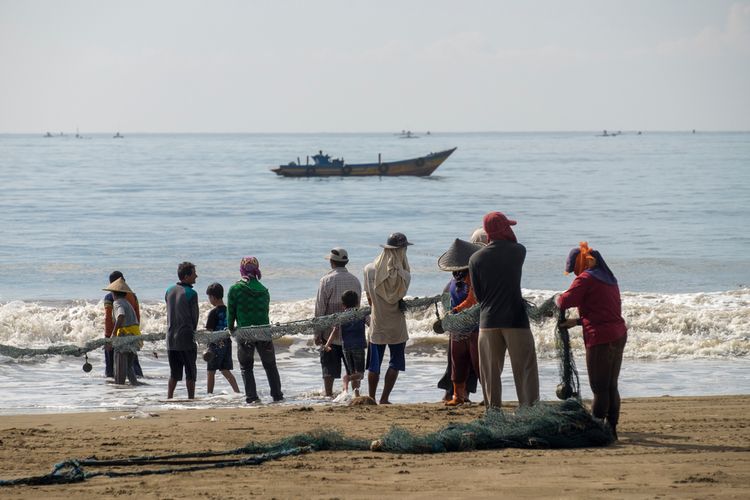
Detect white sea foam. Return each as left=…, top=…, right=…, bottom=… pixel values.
left=1, top=288, right=748, bottom=360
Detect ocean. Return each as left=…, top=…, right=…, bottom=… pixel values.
left=0, top=131, right=749, bottom=414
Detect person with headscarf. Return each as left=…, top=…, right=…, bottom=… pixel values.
left=228, top=256, right=283, bottom=404
left=469, top=212, right=539, bottom=410
left=556, top=242, right=627, bottom=439
left=437, top=238, right=483, bottom=406
left=363, top=232, right=412, bottom=404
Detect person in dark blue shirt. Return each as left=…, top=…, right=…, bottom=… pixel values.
left=205, top=282, right=241, bottom=395
left=324, top=290, right=368, bottom=397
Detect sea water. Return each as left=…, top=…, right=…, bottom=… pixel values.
left=0, top=132, right=748, bottom=414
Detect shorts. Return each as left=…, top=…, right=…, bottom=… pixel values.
left=343, top=348, right=366, bottom=376
left=168, top=348, right=197, bottom=381
left=207, top=340, right=233, bottom=372
left=320, top=344, right=344, bottom=379
left=367, top=342, right=406, bottom=374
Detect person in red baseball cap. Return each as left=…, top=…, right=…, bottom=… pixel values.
left=468, top=211, right=539, bottom=410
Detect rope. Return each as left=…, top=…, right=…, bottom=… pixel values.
left=0, top=447, right=312, bottom=486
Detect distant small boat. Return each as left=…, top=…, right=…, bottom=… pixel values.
left=271, top=148, right=457, bottom=177
left=113, top=132, right=124, bottom=139
left=399, top=130, right=419, bottom=139
left=43, top=132, right=53, bottom=138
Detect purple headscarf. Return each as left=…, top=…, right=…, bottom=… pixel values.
left=565, top=247, right=618, bottom=285
left=240, top=256, right=261, bottom=280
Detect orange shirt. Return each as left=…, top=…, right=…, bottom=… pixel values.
left=452, top=275, right=477, bottom=313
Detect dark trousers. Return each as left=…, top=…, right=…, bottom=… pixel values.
left=237, top=340, right=283, bottom=402
left=438, top=339, right=479, bottom=396
left=114, top=351, right=138, bottom=385
left=586, top=336, right=627, bottom=426
left=451, top=331, right=480, bottom=384
left=106, top=347, right=143, bottom=378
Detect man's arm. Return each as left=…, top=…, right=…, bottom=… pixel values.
left=227, top=288, right=236, bottom=330
left=111, top=313, right=125, bottom=338
left=104, top=303, right=114, bottom=338
left=313, top=281, right=330, bottom=345
left=190, top=292, right=199, bottom=331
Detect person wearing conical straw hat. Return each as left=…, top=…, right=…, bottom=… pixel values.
left=103, top=277, right=141, bottom=385
left=437, top=228, right=486, bottom=401
left=363, top=232, right=412, bottom=404
left=438, top=238, right=483, bottom=406
left=469, top=211, right=539, bottom=410
left=103, top=270, right=143, bottom=379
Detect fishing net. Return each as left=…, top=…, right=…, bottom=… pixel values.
left=0, top=399, right=612, bottom=487
left=436, top=293, right=557, bottom=336
left=0, top=295, right=441, bottom=359
left=0, top=294, right=557, bottom=359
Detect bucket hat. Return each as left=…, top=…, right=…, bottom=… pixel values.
left=380, top=232, right=413, bottom=249
left=437, top=238, right=483, bottom=271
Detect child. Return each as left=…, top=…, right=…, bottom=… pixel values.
left=103, top=277, right=141, bottom=385
left=205, top=282, right=241, bottom=394
left=325, top=290, right=368, bottom=397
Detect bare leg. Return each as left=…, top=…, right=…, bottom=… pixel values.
left=342, top=374, right=350, bottom=393
left=186, top=379, right=196, bottom=399
left=207, top=371, right=216, bottom=394
left=167, top=377, right=177, bottom=399
left=221, top=370, right=241, bottom=393
left=368, top=371, right=379, bottom=400
left=323, top=376, right=335, bottom=397
left=379, top=368, right=399, bottom=404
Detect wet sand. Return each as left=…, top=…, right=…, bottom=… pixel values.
left=0, top=395, right=748, bottom=499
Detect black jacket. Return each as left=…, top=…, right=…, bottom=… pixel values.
left=468, top=240, right=530, bottom=329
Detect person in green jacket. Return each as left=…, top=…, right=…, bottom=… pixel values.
left=228, top=256, right=283, bottom=404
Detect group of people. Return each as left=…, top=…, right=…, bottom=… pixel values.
left=101, top=211, right=627, bottom=438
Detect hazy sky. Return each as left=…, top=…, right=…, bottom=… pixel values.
left=1, top=0, right=748, bottom=133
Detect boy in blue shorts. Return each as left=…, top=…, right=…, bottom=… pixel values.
left=325, top=290, right=367, bottom=397
left=205, top=282, right=241, bottom=394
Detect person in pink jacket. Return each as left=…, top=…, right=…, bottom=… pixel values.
left=557, top=242, right=627, bottom=440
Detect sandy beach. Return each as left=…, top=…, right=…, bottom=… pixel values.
left=0, top=395, right=748, bottom=499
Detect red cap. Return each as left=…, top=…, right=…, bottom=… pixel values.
left=483, top=212, right=518, bottom=242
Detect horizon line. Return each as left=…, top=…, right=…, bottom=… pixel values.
left=2, top=129, right=749, bottom=135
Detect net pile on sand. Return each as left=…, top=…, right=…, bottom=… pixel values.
left=0, top=399, right=612, bottom=486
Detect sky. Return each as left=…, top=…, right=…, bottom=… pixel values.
left=0, top=0, right=749, bottom=133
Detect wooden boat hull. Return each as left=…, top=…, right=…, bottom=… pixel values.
left=271, top=147, right=456, bottom=177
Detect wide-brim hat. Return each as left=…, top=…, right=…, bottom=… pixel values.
left=380, top=232, right=413, bottom=249
left=438, top=238, right=483, bottom=271
left=102, top=277, right=134, bottom=294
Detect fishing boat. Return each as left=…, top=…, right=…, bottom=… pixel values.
left=271, top=147, right=456, bottom=177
